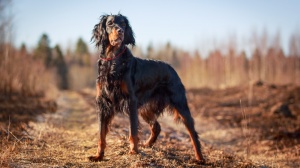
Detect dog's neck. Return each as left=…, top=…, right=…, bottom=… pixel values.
left=104, top=44, right=125, bottom=59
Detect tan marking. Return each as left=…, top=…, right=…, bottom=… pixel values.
left=105, top=45, right=113, bottom=57
left=173, top=108, right=184, bottom=122
left=120, top=81, right=129, bottom=95
left=97, top=139, right=106, bottom=154
left=140, top=110, right=156, bottom=122
left=186, top=127, right=204, bottom=161
left=106, top=28, right=124, bottom=57
left=129, top=135, right=139, bottom=154
left=108, top=28, right=124, bottom=46
left=108, top=29, right=119, bottom=42
left=96, top=82, right=102, bottom=98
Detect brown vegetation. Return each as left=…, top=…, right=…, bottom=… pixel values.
left=1, top=90, right=259, bottom=167
left=188, top=83, right=300, bottom=167
left=2, top=84, right=299, bottom=167
left=133, top=34, right=300, bottom=89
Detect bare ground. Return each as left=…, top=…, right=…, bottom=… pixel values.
left=1, top=83, right=300, bottom=167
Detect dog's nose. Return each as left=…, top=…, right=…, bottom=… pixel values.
left=117, top=28, right=124, bottom=34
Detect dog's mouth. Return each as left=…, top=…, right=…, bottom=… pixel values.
left=110, top=36, right=123, bottom=46
left=109, top=29, right=124, bottom=47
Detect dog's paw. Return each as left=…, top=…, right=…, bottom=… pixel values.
left=142, top=142, right=153, bottom=148
left=128, top=149, right=138, bottom=155
left=195, top=158, right=206, bottom=165
left=88, top=155, right=103, bottom=162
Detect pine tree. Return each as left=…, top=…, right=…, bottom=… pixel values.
left=53, top=44, right=68, bottom=90
left=19, top=43, right=28, bottom=57
left=34, top=33, right=52, bottom=68
left=75, top=38, right=90, bottom=66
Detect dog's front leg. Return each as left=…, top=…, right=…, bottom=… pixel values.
left=128, top=97, right=139, bottom=154
left=89, top=99, right=112, bottom=162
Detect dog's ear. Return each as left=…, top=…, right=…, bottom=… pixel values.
left=122, top=15, right=135, bottom=46
left=91, top=15, right=109, bottom=51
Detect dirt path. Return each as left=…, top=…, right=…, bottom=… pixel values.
left=8, top=90, right=258, bottom=167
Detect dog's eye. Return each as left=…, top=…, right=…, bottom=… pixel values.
left=107, top=21, right=113, bottom=26
left=121, top=22, right=126, bottom=28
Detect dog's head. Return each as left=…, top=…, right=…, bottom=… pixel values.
left=92, top=14, right=135, bottom=53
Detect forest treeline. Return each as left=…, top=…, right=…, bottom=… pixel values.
left=1, top=33, right=96, bottom=93
left=1, top=31, right=300, bottom=94
left=133, top=32, right=300, bottom=89
left=137, top=37, right=300, bottom=88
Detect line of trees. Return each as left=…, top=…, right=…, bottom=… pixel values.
left=32, top=34, right=70, bottom=90
left=132, top=33, right=300, bottom=89
left=22, top=34, right=94, bottom=90
left=3, top=31, right=300, bottom=92
left=18, top=31, right=300, bottom=90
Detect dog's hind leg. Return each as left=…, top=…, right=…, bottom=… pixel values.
left=174, top=104, right=205, bottom=163
left=141, top=118, right=161, bottom=147
left=170, top=86, right=205, bottom=163
left=174, top=106, right=205, bottom=162
left=145, top=121, right=161, bottom=147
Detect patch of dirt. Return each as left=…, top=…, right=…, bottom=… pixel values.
left=2, top=83, right=300, bottom=167
left=188, top=83, right=300, bottom=167
left=0, top=91, right=57, bottom=138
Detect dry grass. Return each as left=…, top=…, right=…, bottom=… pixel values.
left=0, top=48, right=59, bottom=167
left=0, top=50, right=56, bottom=97
left=68, top=65, right=96, bottom=90
left=1, top=91, right=261, bottom=167
left=189, top=83, right=300, bottom=167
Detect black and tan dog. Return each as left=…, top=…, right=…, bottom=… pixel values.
left=88, top=13, right=205, bottom=163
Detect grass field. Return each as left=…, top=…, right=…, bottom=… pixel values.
left=1, top=83, right=299, bottom=167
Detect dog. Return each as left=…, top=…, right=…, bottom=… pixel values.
left=88, top=13, right=205, bottom=163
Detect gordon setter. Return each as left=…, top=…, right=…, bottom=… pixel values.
left=88, top=13, right=205, bottom=163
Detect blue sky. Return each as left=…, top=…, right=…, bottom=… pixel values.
left=13, top=0, right=300, bottom=55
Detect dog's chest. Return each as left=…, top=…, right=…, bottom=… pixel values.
left=98, top=58, right=127, bottom=82
left=98, top=59, right=129, bottom=105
